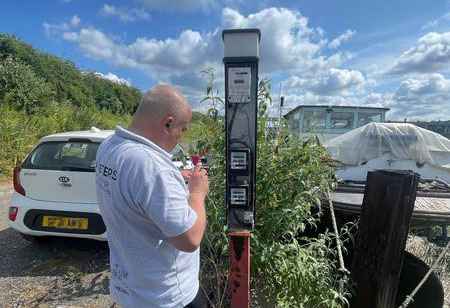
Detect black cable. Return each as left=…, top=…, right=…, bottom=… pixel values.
left=227, top=104, right=239, bottom=136
left=231, top=207, right=247, bottom=225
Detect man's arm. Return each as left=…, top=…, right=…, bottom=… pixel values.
left=170, top=163, right=209, bottom=252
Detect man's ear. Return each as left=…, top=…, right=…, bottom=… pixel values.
left=163, top=117, right=174, bottom=132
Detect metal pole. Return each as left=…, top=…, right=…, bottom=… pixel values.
left=229, top=231, right=250, bottom=308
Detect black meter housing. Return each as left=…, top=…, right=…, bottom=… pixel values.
left=223, top=29, right=260, bottom=231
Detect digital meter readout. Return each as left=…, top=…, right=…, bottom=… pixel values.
left=231, top=152, right=247, bottom=169
left=228, top=67, right=251, bottom=103
left=230, top=188, right=247, bottom=205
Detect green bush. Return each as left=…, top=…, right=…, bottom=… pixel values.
left=0, top=56, right=53, bottom=114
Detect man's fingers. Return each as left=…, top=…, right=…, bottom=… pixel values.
left=194, top=162, right=202, bottom=172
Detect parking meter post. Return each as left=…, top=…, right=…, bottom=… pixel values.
left=223, top=29, right=260, bottom=308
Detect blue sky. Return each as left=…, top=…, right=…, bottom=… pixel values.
left=1, top=0, right=449, bottom=120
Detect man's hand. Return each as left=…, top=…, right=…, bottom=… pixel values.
left=179, top=169, right=192, bottom=182
left=188, top=162, right=209, bottom=198
left=170, top=162, right=209, bottom=252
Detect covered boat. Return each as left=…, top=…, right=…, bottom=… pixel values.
left=323, top=122, right=450, bottom=229
left=324, top=122, right=450, bottom=184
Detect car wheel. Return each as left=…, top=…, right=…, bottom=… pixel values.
left=20, top=233, right=48, bottom=243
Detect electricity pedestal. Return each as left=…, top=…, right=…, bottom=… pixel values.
left=223, top=29, right=260, bottom=308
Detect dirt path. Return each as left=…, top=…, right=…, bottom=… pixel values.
left=0, top=182, right=115, bottom=308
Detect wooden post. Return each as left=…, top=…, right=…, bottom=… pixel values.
left=350, top=170, right=420, bottom=308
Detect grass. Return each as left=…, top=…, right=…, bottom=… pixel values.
left=63, top=265, right=85, bottom=282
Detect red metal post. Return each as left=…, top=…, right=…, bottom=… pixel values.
left=229, top=231, right=250, bottom=308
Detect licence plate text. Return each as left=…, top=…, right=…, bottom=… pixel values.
left=42, top=216, right=89, bottom=230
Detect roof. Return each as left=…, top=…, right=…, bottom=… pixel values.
left=222, top=28, right=261, bottom=42
left=39, top=127, right=114, bottom=143
left=284, top=105, right=390, bottom=118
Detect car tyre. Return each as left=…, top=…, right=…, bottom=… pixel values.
left=20, top=233, right=48, bottom=243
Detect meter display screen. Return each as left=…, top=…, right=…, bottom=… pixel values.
left=231, top=152, right=247, bottom=169
left=230, top=188, right=247, bottom=205
left=228, top=67, right=251, bottom=103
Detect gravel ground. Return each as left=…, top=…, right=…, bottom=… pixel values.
left=0, top=181, right=116, bottom=308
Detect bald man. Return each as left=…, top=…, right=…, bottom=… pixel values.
left=95, top=85, right=208, bottom=308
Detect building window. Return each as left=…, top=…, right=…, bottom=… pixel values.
left=330, top=112, right=354, bottom=130
left=303, top=110, right=326, bottom=131
left=357, top=113, right=382, bottom=127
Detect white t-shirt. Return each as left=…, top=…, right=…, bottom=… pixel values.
left=95, top=126, right=199, bottom=308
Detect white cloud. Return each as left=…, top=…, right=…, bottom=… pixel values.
left=43, top=22, right=69, bottom=37
left=48, top=6, right=450, bottom=119
left=63, top=29, right=117, bottom=60
left=101, top=4, right=150, bottom=22
left=222, top=7, right=345, bottom=74
left=55, top=7, right=383, bottom=111
left=422, top=20, right=439, bottom=30
left=93, top=72, right=131, bottom=86
left=61, top=27, right=219, bottom=79
left=71, top=15, right=81, bottom=27
left=328, top=29, right=356, bottom=49
left=394, top=73, right=450, bottom=100
left=135, top=0, right=212, bottom=12
left=60, top=7, right=351, bottom=83
left=379, top=74, right=450, bottom=120
left=284, top=68, right=371, bottom=95
left=389, top=32, right=450, bottom=74
left=43, top=15, right=81, bottom=38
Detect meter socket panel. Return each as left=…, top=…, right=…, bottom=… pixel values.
left=223, top=29, right=260, bottom=231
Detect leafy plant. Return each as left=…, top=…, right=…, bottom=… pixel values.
left=200, top=68, right=224, bottom=121
left=64, top=265, right=84, bottom=282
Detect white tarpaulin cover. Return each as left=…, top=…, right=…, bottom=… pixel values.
left=324, top=122, right=450, bottom=169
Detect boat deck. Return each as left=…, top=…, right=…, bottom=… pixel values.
left=328, top=191, right=450, bottom=228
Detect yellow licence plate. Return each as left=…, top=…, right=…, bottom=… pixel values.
left=42, top=216, right=89, bottom=230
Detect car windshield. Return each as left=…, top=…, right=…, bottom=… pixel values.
left=22, top=141, right=100, bottom=172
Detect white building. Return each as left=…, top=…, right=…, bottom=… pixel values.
left=284, top=105, right=390, bottom=142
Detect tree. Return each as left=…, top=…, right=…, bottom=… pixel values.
left=0, top=56, right=53, bottom=114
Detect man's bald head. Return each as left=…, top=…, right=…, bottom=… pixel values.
left=134, top=84, right=190, bottom=122
left=128, top=84, right=191, bottom=152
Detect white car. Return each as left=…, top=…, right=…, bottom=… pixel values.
left=8, top=127, right=192, bottom=242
